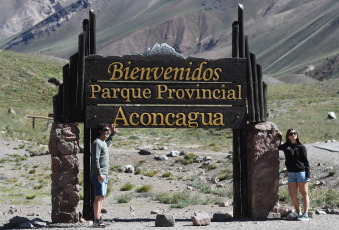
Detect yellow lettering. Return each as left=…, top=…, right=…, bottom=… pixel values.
left=165, top=113, right=175, bottom=126
left=108, top=62, right=124, bottom=80
left=143, top=88, right=151, bottom=99
left=140, top=113, right=152, bottom=126
left=213, top=113, right=225, bottom=126
left=227, top=89, right=236, bottom=100
left=157, top=85, right=167, bottom=99
left=102, top=88, right=111, bottom=98
left=164, top=67, right=173, bottom=80
left=188, top=112, right=199, bottom=128
left=129, top=113, right=139, bottom=126
left=213, top=68, right=222, bottom=81
left=175, top=113, right=187, bottom=126
left=113, top=107, right=129, bottom=126
left=90, top=85, right=101, bottom=99
left=152, top=113, right=165, bottom=126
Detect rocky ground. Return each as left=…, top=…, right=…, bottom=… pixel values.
left=0, top=135, right=339, bottom=229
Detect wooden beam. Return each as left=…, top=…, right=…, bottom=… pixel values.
left=232, top=128, right=241, bottom=218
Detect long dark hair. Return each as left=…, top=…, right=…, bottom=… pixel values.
left=285, top=128, right=302, bottom=145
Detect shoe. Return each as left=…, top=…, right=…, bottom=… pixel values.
left=297, top=213, right=309, bottom=221
left=92, top=218, right=106, bottom=228
left=99, top=217, right=110, bottom=226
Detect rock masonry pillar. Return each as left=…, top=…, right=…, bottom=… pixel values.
left=49, top=123, right=80, bottom=223
left=246, top=122, right=281, bottom=218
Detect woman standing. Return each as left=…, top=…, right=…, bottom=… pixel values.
left=278, top=129, right=310, bottom=221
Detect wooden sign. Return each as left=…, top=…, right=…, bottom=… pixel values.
left=84, top=55, right=247, bottom=128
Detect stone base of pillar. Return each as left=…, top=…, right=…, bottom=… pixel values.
left=49, top=122, right=80, bottom=223
left=246, top=122, right=280, bottom=218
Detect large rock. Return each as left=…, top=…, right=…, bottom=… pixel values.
left=247, top=122, right=280, bottom=218
left=155, top=214, right=175, bottom=227
left=191, top=213, right=211, bottom=226
left=139, top=149, right=152, bottom=155
left=328, top=112, right=337, bottom=119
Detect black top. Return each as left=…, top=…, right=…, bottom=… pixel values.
left=278, top=140, right=310, bottom=178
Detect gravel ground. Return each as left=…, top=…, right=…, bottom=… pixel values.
left=1, top=137, right=339, bottom=229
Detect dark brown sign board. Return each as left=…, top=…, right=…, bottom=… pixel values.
left=84, top=55, right=247, bottom=128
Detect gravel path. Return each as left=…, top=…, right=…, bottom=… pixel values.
left=1, top=137, right=339, bottom=229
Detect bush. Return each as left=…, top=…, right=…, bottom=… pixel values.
left=116, top=193, right=133, bottom=203
left=162, top=172, right=172, bottom=178
left=120, top=182, right=134, bottom=191
left=136, top=185, right=152, bottom=193
left=143, top=170, right=157, bottom=177
left=26, top=194, right=36, bottom=199
left=29, top=169, right=36, bottom=174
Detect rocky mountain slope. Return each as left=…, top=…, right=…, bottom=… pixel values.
left=0, top=0, right=338, bottom=80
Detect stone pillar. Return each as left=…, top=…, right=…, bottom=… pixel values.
left=246, top=122, right=280, bottom=218
left=49, top=123, right=80, bottom=223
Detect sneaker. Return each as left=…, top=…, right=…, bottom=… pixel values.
left=92, top=218, right=106, bottom=228
left=297, top=213, right=309, bottom=221
left=99, top=217, right=110, bottom=226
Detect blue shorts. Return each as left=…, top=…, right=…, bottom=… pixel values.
left=92, top=174, right=108, bottom=196
left=288, top=172, right=309, bottom=183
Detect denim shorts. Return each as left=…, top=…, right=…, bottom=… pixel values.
left=92, top=174, right=108, bottom=196
left=288, top=172, right=309, bottom=183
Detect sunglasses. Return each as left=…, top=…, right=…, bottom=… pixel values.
left=289, top=132, right=297, bottom=136
left=103, top=129, right=110, bottom=131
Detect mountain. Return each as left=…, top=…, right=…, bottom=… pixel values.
left=0, top=0, right=338, bottom=80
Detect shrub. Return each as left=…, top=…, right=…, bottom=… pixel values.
left=26, top=194, right=36, bottom=199
left=29, top=169, right=36, bottom=174
left=135, top=160, right=146, bottom=168
left=116, top=193, right=133, bottom=203
left=120, top=182, right=134, bottom=191
left=202, top=164, right=218, bottom=171
left=162, top=172, right=172, bottom=178
left=214, top=166, right=233, bottom=181
left=34, top=184, right=44, bottom=190
left=143, top=170, right=157, bottom=177
left=134, top=168, right=142, bottom=175
left=136, top=185, right=152, bottom=193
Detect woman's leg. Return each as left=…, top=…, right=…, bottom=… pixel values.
left=298, top=182, right=309, bottom=214
left=288, top=182, right=301, bottom=213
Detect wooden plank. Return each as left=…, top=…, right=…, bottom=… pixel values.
left=232, top=21, right=239, bottom=58
left=232, top=128, right=241, bottom=218
left=263, top=82, right=268, bottom=121
left=62, top=64, right=70, bottom=122
left=83, top=19, right=89, bottom=56
left=85, top=82, right=247, bottom=105
left=84, top=56, right=247, bottom=83
left=250, top=53, right=260, bottom=122
left=69, top=53, right=78, bottom=122
left=245, top=37, right=254, bottom=122
left=89, top=9, right=96, bottom=55
left=85, top=105, right=247, bottom=129
left=82, top=127, right=92, bottom=220
left=256, top=65, right=265, bottom=122
left=238, top=4, right=245, bottom=58
left=77, top=33, right=85, bottom=122
left=240, top=127, right=249, bottom=217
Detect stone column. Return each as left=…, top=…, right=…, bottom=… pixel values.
left=246, top=122, right=280, bottom=218
left=49, top=123, right=80, bottom=223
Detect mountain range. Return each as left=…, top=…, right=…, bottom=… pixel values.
left=0, top=0, right=338, bottom=80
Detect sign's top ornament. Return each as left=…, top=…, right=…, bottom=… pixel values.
left=143, top=43, right=185, bottom=59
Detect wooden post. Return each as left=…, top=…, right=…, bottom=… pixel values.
left=238, top=4, right=245, bottom=58
left=77, top=33, right=85, bottom=122
left=240, top=127, right=248, bottom=217
left=62, top=64, right=70, bottom=122
left=257, top=65, right=265, bottom=122
left=69, top=53, right=78, bottom=122
left=83, top=19, right=90, bottom=56
left=232, top=21, right=239, bottom=58
left=250, top=53, right=260, bottom=122
left=263, top=82, right=268, bottom=121
left=245, top=37, right=254, bottom=122
left=232, top=129, right=242, bottom=218
left=83, top=127, right=92, bottom=220
left=89, top=9, right=96, bottom=55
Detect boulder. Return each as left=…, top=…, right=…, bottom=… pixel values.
left=328, top=112, right=337, bottom=119
left=125, top=165, right=135, bottom=173
left=191, top=213, right=211, bottom=226
left=139, top=149, right=152, bottom=155
left=155, top=214, right=175, bottom=227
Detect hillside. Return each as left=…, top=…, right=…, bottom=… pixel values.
left=0, top=0, right=338, bottom=80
